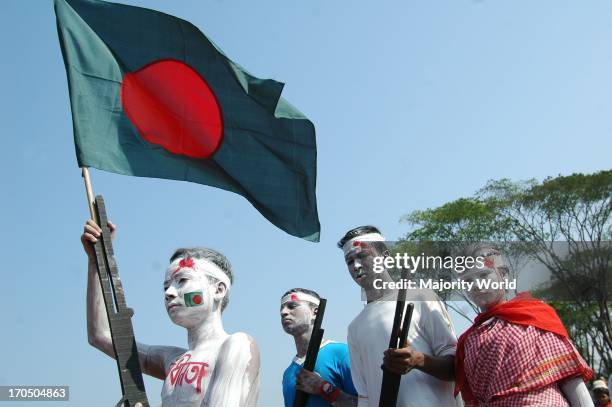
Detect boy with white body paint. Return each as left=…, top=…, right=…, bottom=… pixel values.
left=280, top=288, right=358, bottom=406
left=338, top=226, right=459, bottom=407
left=81, top=220, right=260, bottom=407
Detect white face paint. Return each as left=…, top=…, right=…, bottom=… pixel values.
left=163, top=257, right=227, bottom=328
left=344, top=243, right=380, bottom=289
left=462, top=267, right=505, bottom=310
left=279, top=300, right=316, bottom=336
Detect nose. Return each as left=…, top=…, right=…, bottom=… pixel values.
left=352, top=258, right=363, bottom=272
left=165, top=285, right=177, bottom=302
left=280, top=306, right=289, bottom=318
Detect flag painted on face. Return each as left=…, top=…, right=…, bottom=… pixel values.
left=54, top=0, right=320, bottom=242
left=184, top=292, right=204, bottom=307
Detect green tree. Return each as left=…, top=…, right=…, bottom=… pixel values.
left=402, top=170, right=612, bottom=377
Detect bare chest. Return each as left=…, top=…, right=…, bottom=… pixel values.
left=161, top=351, right=217, bottom=406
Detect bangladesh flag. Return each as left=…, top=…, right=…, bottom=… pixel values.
left=184, top=292, right=204, bottom=307
left=55, top=0, right=320, bottom=242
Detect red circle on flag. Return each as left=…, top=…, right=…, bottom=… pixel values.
left=121, top=59, right=223, bottom=158
left=193, top=295, right=203, bottom=305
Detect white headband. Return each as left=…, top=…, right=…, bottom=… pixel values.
left=281, top=292, right=320, bottom=306
left=167, top=257, right=231, bottom=289
left=342, top=232, right=385, bottom=255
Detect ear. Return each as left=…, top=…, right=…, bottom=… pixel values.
left=214, top=281, right=227, bottom=300
left=311, top=306, right=318, bottom=324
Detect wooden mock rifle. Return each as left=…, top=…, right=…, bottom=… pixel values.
left=91, top=196, right=149, bottom=407
left=379, top=267, right=414, bottom=407
left=294, top=297, right=327, bottom=407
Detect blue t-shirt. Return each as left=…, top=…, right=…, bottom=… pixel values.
left=282, top=342, right=357, bottom=407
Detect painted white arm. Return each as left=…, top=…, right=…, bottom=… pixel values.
left=560, top=377, right=594, bottom=407
left=201, top=333, right=260, bottom=407
left=86, top=260, right=184, bottom=380
left=86, top=259, right=114, bottom=356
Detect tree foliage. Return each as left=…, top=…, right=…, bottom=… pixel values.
left=402, top=170, right=612, bottom=377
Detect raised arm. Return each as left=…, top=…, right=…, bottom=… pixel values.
left=82, top=219, right=115, bottom=358
left=202, top=333, right=260, bottom=407
left=81, top=219, right=184, bottom=380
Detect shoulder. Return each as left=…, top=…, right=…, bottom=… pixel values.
left=282, top=360, right=300, bottom=379
left=419, top=299, right=454, bottom=326
left=221, top=332, right=258, bottom=355
left=216, top=333, right=260, bottom=375
left=348, top=302, right=389, bottom=339
left=220, top=332, right=258, bottom=353
left=321, top=341, right=349, bottom=354
left=348, top=315, right=360, bottom=334
left=318, top=341, right=347, bottom=357
left=321, top=343, right=352, bottom=367
left=349, top=302, right=379, bottom=326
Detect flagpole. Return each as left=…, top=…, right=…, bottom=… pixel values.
left=81, top=167, right=98, bottom=224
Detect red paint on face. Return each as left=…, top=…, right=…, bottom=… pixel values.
left=484, top=257, right=495, bottom=269
left=172, top=257, right=196, bottom=277
left=193, top=295, right=202, bottom=305
left=121, top=59, right=224, bottom=158
left=179, top=258, right=195, bottom=269
left=290, top=294, right=299, bottom=302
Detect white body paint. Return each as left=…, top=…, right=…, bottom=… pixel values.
left=86, top=253, right=260, bottom=407
left=155, top=332, right=259, bottom=407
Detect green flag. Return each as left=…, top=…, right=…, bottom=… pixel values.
left=55, top=0, right=320, bottom=242
left=184, top=292, right=204, bottom=307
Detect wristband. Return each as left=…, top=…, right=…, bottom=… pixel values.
left=319, top=381, right=341, bottom=403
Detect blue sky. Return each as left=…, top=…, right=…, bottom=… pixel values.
left=1, top=0, right=611, bottom=405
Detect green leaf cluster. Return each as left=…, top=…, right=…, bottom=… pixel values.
left=402, top=170, right=612, bottom=377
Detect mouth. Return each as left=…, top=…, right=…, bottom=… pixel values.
left=354, top=272, right=366, bottom=281
left=281, top=318, right=293, bottom=325
left=167, top=303, right=181, bottom=311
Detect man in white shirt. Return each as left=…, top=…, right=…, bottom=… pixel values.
left=338, top=225, right=458, bottom=407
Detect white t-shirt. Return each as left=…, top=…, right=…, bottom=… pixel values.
left=347, top=293, right=458, bottom=407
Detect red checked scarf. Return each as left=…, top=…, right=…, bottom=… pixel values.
left=455, top=293, right=592, bottom=404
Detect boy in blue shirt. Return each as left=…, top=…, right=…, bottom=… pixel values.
left=281, top=288, right=358, bottom=406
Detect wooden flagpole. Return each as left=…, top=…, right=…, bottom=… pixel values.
left=81, top=167, right=97, bottom=223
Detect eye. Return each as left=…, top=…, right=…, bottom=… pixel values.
left=179, top=278, right=188, bottom=284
